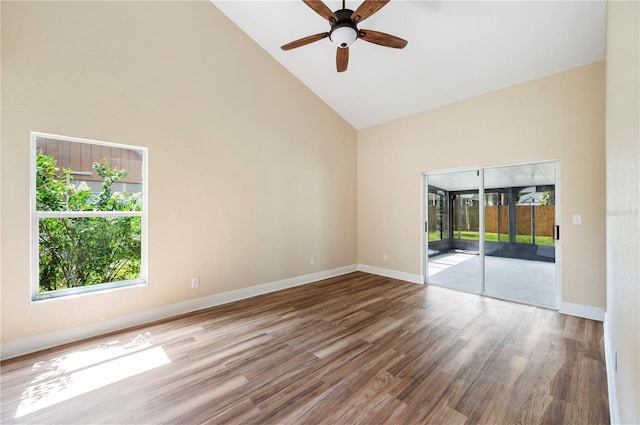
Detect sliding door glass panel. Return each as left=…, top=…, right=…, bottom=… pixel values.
left=483, top=163, right=557, bottom=308
left=426, top=170, right=480, bottom=294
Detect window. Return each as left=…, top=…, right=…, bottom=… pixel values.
left=427, top=187, right=449, bottom=241
left=484, top=191, right=509, bottom=242
left=452, top=193, right=480, bottom=240
left=31, top=132, right=147, bottom=300
left=516, top=186, right=555, bottom=246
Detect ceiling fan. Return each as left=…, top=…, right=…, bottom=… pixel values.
left=281, top=0, right=408, bottom=72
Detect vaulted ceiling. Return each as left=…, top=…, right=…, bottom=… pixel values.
left=212, top=1, right=606, bottom=129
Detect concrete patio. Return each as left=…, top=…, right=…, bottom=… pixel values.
left=428, top=251, right=557, bottom=309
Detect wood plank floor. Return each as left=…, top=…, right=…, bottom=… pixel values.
left=0, top=272, right=610, bottom=424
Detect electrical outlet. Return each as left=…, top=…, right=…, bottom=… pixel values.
left=383, top=254, right=388, bottom=262
left=191, top=277, right=199, bottom=288
left=310, top=257, right=315, bottom=266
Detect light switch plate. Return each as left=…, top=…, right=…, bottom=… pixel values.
left=572, top=214, right=582, bottom=225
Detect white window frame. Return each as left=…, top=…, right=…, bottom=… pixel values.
left=30, top=132, right=148, bottom=301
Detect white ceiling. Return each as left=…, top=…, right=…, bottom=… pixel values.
left=212, top=0, right=606, bottom=130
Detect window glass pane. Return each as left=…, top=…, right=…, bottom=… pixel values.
left=38, top=217, right=142, bottom=293
left=515, top=187, right=534, bottom=244
left=36, top=138, right=143, bottom=212
left=427, top=189, right=448, bottom=241
left=534, top=189, right=555, bottom=246
left=452, top=194, right=479, bottom=240
left=484, top=192, right=509, bottom=242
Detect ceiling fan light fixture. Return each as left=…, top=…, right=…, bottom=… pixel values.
left=330, top=25, right=358, bottom=48
left=281, top=0, right=406, bottom=72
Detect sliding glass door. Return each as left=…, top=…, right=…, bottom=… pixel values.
left=425, top=161, right=558, bottom=309
left=483, top=163, right=557, bottom=308
left=426, top=169, right=481, bottom=294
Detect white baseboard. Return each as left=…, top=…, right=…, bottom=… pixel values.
left=0, top=265, right=358, bottom=361
left=558, top=301, right=605, bottom=321
left=603, top=313, right=621, bottom=425
left=357, top=264, right=424, bottom=284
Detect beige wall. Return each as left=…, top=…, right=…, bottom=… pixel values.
left=358, top=62, right=606, bottom=309
left=605, top=1, right=640, bottom=423
left=1, top=1, right=357, bottom=344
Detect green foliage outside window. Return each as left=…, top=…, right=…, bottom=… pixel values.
left=36, top=151, right=142, bottom=293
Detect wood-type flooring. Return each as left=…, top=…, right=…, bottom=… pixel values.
left=0, top=272, right=610, bottom=424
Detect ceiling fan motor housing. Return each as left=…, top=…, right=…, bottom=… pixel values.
left=329, top=9, right=358, bottom=48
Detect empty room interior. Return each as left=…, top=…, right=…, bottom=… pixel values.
left=1, top=1, right=638, bottom=424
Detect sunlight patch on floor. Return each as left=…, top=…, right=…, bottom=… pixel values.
left=15, top=340, right=170, bottom=419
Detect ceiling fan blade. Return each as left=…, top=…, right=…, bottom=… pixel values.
left=351, top=0, right=390, bottom=23
left=281, top=32, right=329, bottom=51
left=336, top=47, right=349, bottom=72
left=303, top=0, right=338, bottom=22
left=358, top=29, right=407, bottom=49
